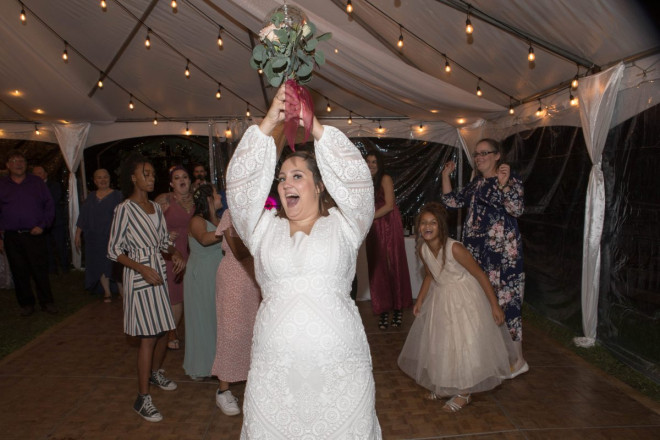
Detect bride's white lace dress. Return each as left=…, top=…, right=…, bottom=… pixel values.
left=227, top=125, right=382, bottom=439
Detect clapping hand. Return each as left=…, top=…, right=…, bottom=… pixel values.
left=497, top=164, right=510, bottom=188
left=442, top=161, right=456, bottom=178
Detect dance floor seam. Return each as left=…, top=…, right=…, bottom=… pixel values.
left=0, top=300, right=658, bottom=440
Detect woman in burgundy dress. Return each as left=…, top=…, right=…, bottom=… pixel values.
left=155, top=165, right=193, bottom=350
left=365, top=150, right=412, bottom=330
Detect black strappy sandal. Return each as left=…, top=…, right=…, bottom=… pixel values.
left=391, top=309, right=403, bottom=328
left=378, top=312, right=389, bottom=330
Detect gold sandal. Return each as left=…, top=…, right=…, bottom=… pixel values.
left=442, top=394, right=471, bottom=412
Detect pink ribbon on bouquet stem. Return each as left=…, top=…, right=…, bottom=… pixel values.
left=284, top=79, right=313, bottom=151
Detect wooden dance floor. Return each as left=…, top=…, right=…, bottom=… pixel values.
left=0, top=300, right=658, bottom=439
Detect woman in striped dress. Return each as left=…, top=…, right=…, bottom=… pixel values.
left=107, top=154, right=186, bottom=423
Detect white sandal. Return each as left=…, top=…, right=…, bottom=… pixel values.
left=442, top=394, right=471, bottom=412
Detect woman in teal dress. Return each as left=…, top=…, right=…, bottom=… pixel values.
left=183, top=184, right=223, bottom=379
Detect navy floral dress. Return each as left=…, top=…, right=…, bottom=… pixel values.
left=441, top=174, right=525, bottom=341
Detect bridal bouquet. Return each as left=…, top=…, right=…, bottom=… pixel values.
left=250, top=5, right=331, bottom=149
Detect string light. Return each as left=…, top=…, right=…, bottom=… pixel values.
left=34, top=123, right=40, bottom=135
left=215, top=84, right=222, bottom=99
left=417, top=123, right=424, bottom=133
left=528, top=44, right=535, bottom=62
left=153, top=112, right=158, bottom=125
left=217, top=27, right=224, bottom=48
left=128, top=95, right=135, bottom=110
left=348, top=112, right=353, bottom=125
left=225, top=124, right=232, bottom=138
left=145, top=29, right=151, bottom=49
left=100, top=1, right=107, bottom=11
left=62, top=42, right=68, bottom=62
left=508, top=97, right=515, bottom=115
left=258, top=68, right=263, bottom=74
left=20, top=3, right=26, bottom=23
left=97, top=71, right=104, bottom=89
left=246, top=104, right=251, bottom=117
left=171, top=0, right=177, bottom=11
left=346, top=0, right=353, bottom=14
left=326, top=98, right=332, bottom=113
left=572, top=75, right=579, bottom=90
left=465, top=7, right=473, bottom=35
left=377, top=120, right=384, bottom=133
left=535, top=100, right=543, bottom=117
left=185, top=122, right=191, bottom=135
left=476, top=78, right=482, bottom=97
left=570, top=92, right=578, bottom=106
left=397, top=26, right=404, bottom=48
left=184, top=60, right=190, bottom=78
left=444, top=57, right=451, bottom=73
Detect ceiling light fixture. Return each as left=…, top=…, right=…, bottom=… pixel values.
left=465, top=7, right=473, bottom=35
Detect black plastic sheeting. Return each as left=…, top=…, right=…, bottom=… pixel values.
left=599, top=104, right=660, bottom=375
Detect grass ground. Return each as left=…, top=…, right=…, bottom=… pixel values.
left=0, top=270, right=96, bottom=360
left=1, top=271, right=658, bottom=402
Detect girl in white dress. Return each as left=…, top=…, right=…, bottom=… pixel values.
left=226, top=85, right=382, bottom=438
left=398, top=202, right=513, bottom=412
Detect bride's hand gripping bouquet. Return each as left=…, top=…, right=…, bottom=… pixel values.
left=250, top=5, right=331, bottom=150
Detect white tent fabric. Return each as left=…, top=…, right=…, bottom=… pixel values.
left=573, top=63, right=625, bottom=347
left=52, top=122, right=90, bottom=270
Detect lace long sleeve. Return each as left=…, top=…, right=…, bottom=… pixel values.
left=314, top=126, right=374, bottom=245
left=226, top=125, right=277, bottom=251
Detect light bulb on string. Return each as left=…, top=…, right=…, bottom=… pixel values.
left=476, top=78, right=482, bottom=97
left=171, top=1, right=177, bottom=11
left=535, top=100, right=543, bottom=117
left=185, top=122, right=191, bottom=136
left=153, top=113, right=158, bottom=125
left=246, top=105, right=251, bottom=118
left=97, top=72, right=104, bottom=89
left=215, top=84, right=222, bottom=100
left=326, top=99, right=332, bottom=113
left=417, top=123, right=424, bottom=133
left=572, top=75, right=579, bottom=90
left=509, top=97, right=515, bottom=115
left=528, top=44, right=535, bottom=62
left=100, top=1, right=107, bottom=11
left=128, top=95, right=135, bottom=110
left=346, top=0, right=353, bottom=14
left=34, top=123, right=40, bottom=135
left=348, top=112, right=353, bottom=125
left=258, top=68, right=263, bottom=74
left=397, top=26, right=404, bottom=48
left=225, top=124, right=232, bottom=138
left=444, top=58, right=451, bottom=73
left=62, top=42, right=68, bottom=62
left=145, top=29, right=151, bottom=49
left=217, top=27, right=224, bottom=48
left=570, top=92, right=578, bottom=106
left=377, top=120, right=384, bottom=133
left=465, top=7, right=473, bottom=35
left=184, top=60, right=190, bottom=78
left=20, top=4, right=26, bottom=22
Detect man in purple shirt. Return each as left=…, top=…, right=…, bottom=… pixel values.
left=0, top=151, right=57, bottom=316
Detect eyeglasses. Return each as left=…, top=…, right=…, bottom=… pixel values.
left=472, top=151, right=496, bottom=158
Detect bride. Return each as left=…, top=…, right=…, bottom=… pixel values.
left=226, top=84, right=382, bottom=439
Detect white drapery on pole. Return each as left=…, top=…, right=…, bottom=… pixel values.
left=574, top=63, right=625, bottom=348
left=53, top=123, right=90, bottom=270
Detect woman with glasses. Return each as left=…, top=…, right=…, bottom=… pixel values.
left=441, top=138, right=527, bottom=379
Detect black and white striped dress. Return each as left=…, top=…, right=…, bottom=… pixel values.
left=107, top=199, right=176, bottom=336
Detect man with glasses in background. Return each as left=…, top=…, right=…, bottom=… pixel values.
left=0, top=151, right=57, bottom=316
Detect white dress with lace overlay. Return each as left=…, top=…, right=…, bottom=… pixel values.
left=227, top=125, right=381, bottom=439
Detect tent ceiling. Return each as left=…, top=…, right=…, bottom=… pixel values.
left=0, top=0, right=657, bottom=137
